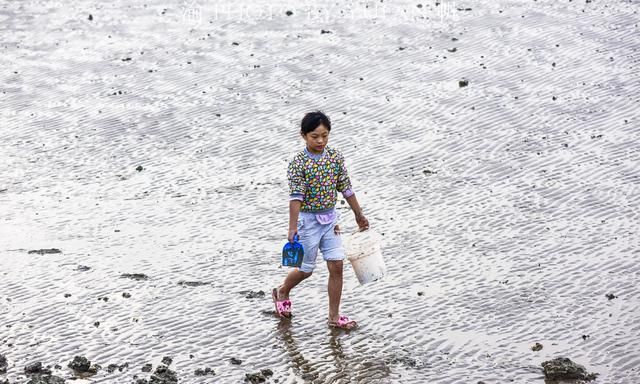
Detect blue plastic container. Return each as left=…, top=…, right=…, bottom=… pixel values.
left=282, top=234, right=304, bottom=267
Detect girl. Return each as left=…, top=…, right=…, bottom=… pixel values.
left=273, top=111, right=369, bottom=330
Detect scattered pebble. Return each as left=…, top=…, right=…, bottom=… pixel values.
left=177, top=281, right=210, bottom=287
left=135, top=165, right=144, bottom=172
left=245, top=369, right=273, bottom=383
left=68, top=355, right=100, bottom=375
left=142, top=363, right=153, bottom=372
left=122, top=292, right=131, bottom=298
left=605, top=293, right=617, bottom=300
left=0, top=354, right=7, bottom=374
left=230, top=357, right=242, bottom=365
left=120, top=273, right=149, bottom=281
left=531, top=342, right=543, bottom=351
left=240, top=290, right=265, bottom=299
left=27, top=248, right=61, bottom=255
left=194, top=367, right=215, bottom=376
left=88, top=14, right=93, bottom=21
left=459, top=80, right=469, bottom=87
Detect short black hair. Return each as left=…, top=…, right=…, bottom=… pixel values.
left=300, top=110, right=331, bottom=134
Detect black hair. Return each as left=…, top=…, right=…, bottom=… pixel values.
left=300, top=110, right=331, bottom=134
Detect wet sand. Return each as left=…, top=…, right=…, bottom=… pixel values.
left=1, top=0, right=639, bottom=383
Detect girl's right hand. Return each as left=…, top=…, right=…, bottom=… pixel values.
left=288, top=229, right=298, bottom=243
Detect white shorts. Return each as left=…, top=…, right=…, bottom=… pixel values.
left=296, top=210, right=346, bottom=273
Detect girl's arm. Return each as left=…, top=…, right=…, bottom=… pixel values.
left=345, top=193, right=369, bottom=230
left=288, top=199, right=302, bottom=242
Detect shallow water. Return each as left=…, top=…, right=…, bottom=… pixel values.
left=1, top=0, right=639, bottom=383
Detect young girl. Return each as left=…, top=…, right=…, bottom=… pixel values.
left=273, top=111, right=369, bottom=330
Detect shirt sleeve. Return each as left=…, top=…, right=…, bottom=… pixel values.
left=341, top=188, right=354, bottom=198
left=287, top=156, right=306, bottom=196
left=336, top=150, right=353, bottom=193
left=289, top=193, right=304, bottom=201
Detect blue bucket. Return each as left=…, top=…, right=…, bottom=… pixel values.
left=282, top=233, right=304, bottom=268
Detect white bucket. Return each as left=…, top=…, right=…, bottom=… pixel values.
left=343, top=228, right=386, bottom=285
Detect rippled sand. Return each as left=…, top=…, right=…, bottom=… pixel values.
left=1, top=0, right=639, bottom=383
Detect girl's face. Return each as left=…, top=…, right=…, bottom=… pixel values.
left=302, top=124, right=330, bottom=154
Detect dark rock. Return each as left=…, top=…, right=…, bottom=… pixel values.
left=0, top=354, right=7, bottom=374
left=26, top=375, right=65, bottom=384
left=605, top=293, right=617, bottom=300
left=76, top=265, right=91, bottom=271
left=541, top=357, right=598, bottom=381
left=106, top=364, right=119, bottom=373
left=122, top=292, right=132, bottom=298
left=136, top=165, right=144, bottom=171
left=260, top=368, right=273, bottom=377
left=230, top=357, right=242, bottom=365
left=459, top=80, right=469, bottom=87
left=177, top=281, right=210, bottom=287
left=160, top=357, right=172, bottom=366
left=25, top=362, right=50, bottom=375
left=68, top=356, right=91, bottom=373
left=245, top=372, right=266, bottom=383
left=142, top=363, right=153, bottom=372
left=88, top=14, right=93, bottom=21
left=27, top=248, right=61, bottom=254
left=447, top=47, right=457, bottom=52
left=120, top=273, right=149, bottom=281
left=582, top=334, right=590, bottom=340
left=149, top=365, right=178, bottom=384
left=321, top=29, right=332, bottom=34
left=63, top=293, right=71, bottom=298
left=240, top=290, right=265, bottom=299
left=285, top=10, right=293, bottom=16
left=531, top=342, right=543, bottom=351
left=194, top=367, right=215, bottom=376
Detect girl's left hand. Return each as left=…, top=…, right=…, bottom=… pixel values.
left=334, top=224, right=341, bottom=235
left=355, top=212, right=369, bottom=231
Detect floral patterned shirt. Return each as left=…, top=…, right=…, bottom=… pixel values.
left=287, top=145, right=353, bottom=213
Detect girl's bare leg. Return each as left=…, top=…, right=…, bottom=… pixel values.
left=326, top=260, right=343, bottom=322
left=278, top=269, right=312, bottom=300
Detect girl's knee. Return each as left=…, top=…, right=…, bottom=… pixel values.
left=327, top=259, right=343, bottom=274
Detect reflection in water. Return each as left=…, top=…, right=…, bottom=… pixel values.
left=275, top=317, right=393, bottom=383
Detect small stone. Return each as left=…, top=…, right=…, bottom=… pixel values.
left=161, top=356, right=172, bottom=366
left=136, top=165, right=144, bottom=172
left=230, top=357, right=242, bottom=365
left=88, top=14, right=93, bottom=21
left=120, top=273, right=149, bottom=281
left=142, top=363, right=152, bottom=372
left=27, top=248, right=62, bottom=254
left=605, top=293, right=617, bottom=300
left=285, top=10, right=293, bottom=16
left=531, top=342, right=543, bottom=351
left=459, top=80, right=469, bottom=87
left=122, top=292, right=131, bottom=298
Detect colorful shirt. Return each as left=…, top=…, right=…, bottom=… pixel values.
left=287, top=145, right=354, bottom=221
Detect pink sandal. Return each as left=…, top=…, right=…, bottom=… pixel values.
left=328, top=315, right=358, bottom=330
left=272, top=288, right=291, bottom=318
